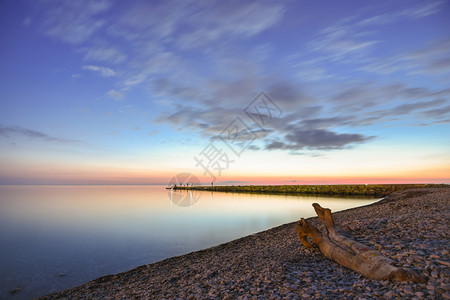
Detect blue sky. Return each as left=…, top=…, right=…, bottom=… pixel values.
left=0, top=0, right=449, bottom=184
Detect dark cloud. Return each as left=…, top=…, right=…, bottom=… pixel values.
left=265, top=141, right=287, bottom=150
left=265, top=83, right=311, bottom=110
left=285, top=129, right=372, bottom=149
left=247, top=145, right=260, bottom=151
left=298, top=117, right=351, bottom=129
left=265, top=129, right=373, bottom=151
left=155, top=95, right=375, bottom=152
left=0, top=126, right=80, bottom=144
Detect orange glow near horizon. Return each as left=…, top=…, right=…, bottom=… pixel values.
left=3, top=165, right=447, bottom=185
left=1, top=148, right=448, bottom=185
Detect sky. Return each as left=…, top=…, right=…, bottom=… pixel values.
left=0, top=0, right=449, bottom=185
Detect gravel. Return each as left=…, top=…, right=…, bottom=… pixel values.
left=40, top=187, right=449, bottom=299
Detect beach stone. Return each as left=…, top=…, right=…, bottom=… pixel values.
left=384, top=290, right=394, bottom=299
left=437, top=260, right=450, bottom=267
left=404, top=287, right=414, bottom=295
left=415, top=291, right=424, bottom=298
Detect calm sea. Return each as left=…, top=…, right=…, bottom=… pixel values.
left=0, top=185, right=378, bottom=299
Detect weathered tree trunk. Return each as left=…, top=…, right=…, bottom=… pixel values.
left=295, top=203, right=425, bottom=283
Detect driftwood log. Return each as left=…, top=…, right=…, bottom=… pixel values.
left=295, top=203, right=425, bottom=283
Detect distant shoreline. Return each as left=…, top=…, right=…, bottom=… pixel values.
left=171, top=183, right=448, bottom=197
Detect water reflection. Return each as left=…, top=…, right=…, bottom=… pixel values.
left=0, top=185, right=378, bottom=299
left=168, top=187, right=201, bottom=207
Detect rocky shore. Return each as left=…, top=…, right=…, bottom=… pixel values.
left=172, top=184, right=446, bottom=197
left=41, top=187, right=449, bottom=299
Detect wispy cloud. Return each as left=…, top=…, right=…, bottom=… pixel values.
left=107, top=89, right=125, bottom=100
left=28, top=0, right=449, bottom=156
left=0, top=125, right=81, bottom=144
left=145, top=1, right=449, bottom=154
left=176, top=1, right=285, bottom=49
left=421, top=104, right=450, bottom=118
left=114, top=0, right=284, bottom=50
left=358, top=1, right=444, bottom=26
left=32, top=0, right=285, bottom=103
left=308, top=24, right=379, bottom=62
left=81, top=45, right=127, bottom=64
left=41, top=0, right=112, bottom=44
left=390, top=99, right=447, bottom=115
left=82, top=65, right=116, bottom=77
left=101, top=1, right=284, bottom=94
left=155, top=76, right=449, bottom=152
left=361, top=38, right=450, bottom=75
left=399, top=1, right=444, bottom=19
left=292, top=1, right=447, bottom=82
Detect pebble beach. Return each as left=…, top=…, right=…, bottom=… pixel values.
left=40, top=187, right=449, bottom=299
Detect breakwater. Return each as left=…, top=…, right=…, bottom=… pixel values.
left=172, top=183, right=447, bottom=196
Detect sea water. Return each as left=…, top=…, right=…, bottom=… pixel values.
left=0, top=185, right=378, bottom=299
